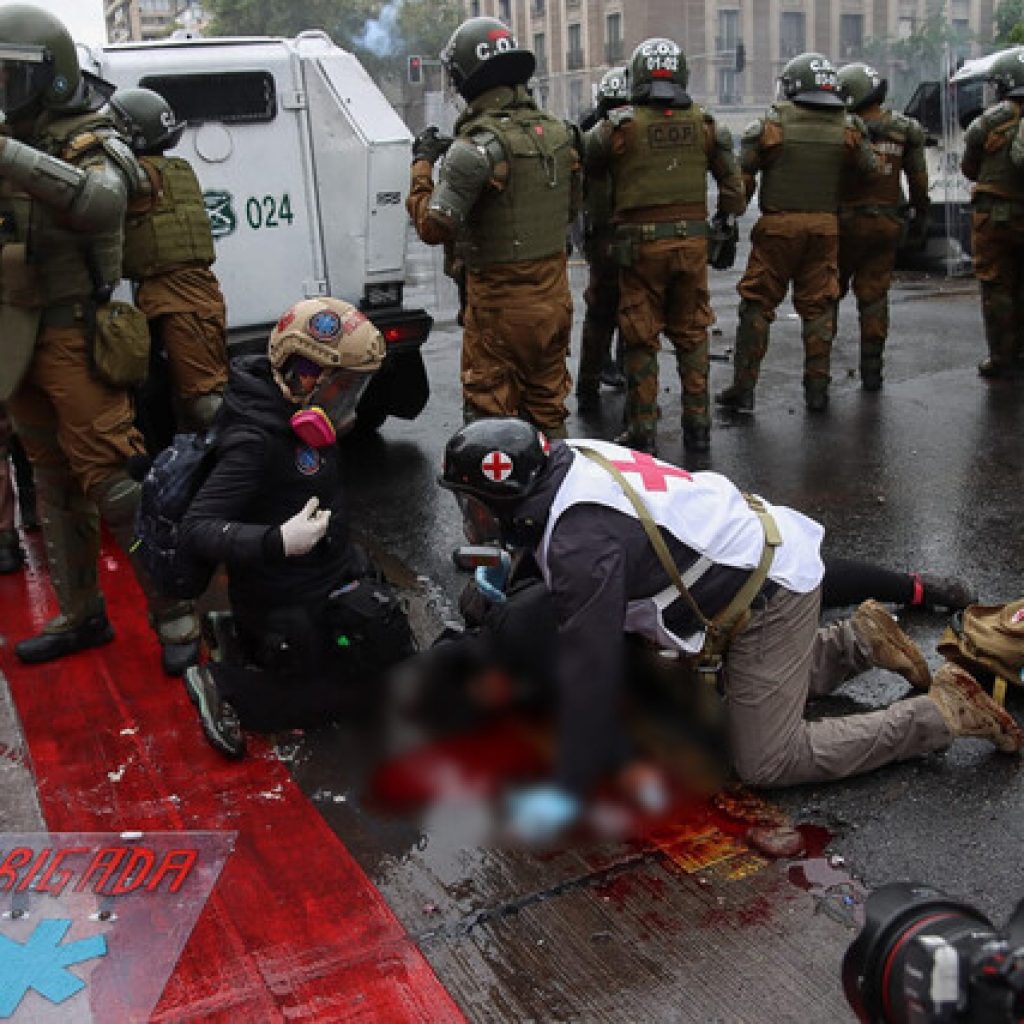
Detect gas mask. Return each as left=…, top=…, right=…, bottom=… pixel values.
left=290, top=368, right=373, bottom=447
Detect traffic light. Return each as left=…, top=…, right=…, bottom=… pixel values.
left=408, top=55, right=423, bottom=85
left=735, top=42, right=746, bottom=73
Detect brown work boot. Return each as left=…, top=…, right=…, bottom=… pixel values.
left=929, top=663, right=1024, bottom=753
left=851, top=599, right=932, bottom=690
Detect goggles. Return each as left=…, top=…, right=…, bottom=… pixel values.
left=0, top=45, right=53, bottom=118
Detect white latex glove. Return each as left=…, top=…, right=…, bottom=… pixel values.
left=280, top=496, right=331, bottom=557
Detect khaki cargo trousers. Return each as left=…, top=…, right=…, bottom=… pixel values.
left=725, top=585, right=952, bottom=787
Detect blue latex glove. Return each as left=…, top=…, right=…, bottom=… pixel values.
left=505, top=785, right=581, bottom=844
left=474, top=550, right=511, bottom=604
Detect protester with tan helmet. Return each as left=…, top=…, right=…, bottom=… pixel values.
left=179, top=298, right=415, bottom=758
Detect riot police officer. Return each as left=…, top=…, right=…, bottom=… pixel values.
left=717, top=53, right=877, bottom=413
left=961, top=47, right=1024, bottom=379
left=406, top=17, right=580, bottom=437
left=585, top=38, right=745, bottom=454
left=836, top=63, right=929, bottom=391
left=575, top=66, right=628, bottom=412
left=0, top=5, right=199, bottom=672
left=108, top=87, right=228, bottom=442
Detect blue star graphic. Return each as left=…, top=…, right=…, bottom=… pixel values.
left=0, top=918, right=107, bottom=1017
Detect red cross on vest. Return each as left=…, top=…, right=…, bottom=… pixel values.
left=481, top=450, right=514, bottom=482
left=611, top=452, right=691, bottom=492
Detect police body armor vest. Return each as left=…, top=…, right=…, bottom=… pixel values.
left=976, top=102, right=1024, bottom=201
left=534, top=440, right=825, bottom=654
left=461, top=106, right=574, bottom=270
left=611, top=105, right=708, bottom=214
left=20, top=111, right=125, bottom=304
left=842, top=110, right=907, bottom=208
left=759, top=101, right=847, bottom=213
left=124, top=155, right=216, bottom=278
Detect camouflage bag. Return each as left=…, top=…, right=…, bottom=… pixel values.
left=91, top=300, right=150, bottom=388
left=937, top=600, right=1024, bottom=704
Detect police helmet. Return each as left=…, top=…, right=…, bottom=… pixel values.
left=440, top=418, right=550, bottom=506
left=0, top=3, right=81, bottom=119
left=988, top=47, right=1024, bottom=100
left=837, top=62, right=887, bottom=112
left=597, top=66, right=629, bottom=109
left=779, top=52, right=845, bottom=109
left=440, top=17, right=535, bottom=102
left=629, top=38, right=690, bottom=105
left=109, top=87, right=185, bottom=154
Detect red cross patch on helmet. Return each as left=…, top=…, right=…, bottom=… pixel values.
left=480, top=449, right=514, bottom=483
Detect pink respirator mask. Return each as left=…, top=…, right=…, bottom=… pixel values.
left=290, top=369, right=373, bottom=447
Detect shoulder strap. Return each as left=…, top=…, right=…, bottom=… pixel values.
left=571, top=444, right=782, bottom=652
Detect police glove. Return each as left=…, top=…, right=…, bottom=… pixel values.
left=708, top=212, right=739, bottom=270
left=280, top=496, right=331, bottom=557
left=412, top=126, right=454, bottom=166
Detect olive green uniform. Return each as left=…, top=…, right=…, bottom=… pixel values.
left=961, top=98, right=1024, bottom=374
left=575, top=148, right=619, bottom=399
left=2, top=111, right=197, bottom=653
left=586, top=104, right=745, bottom=441
left=125, top=155, right=228, bottom=429
left=838, top=106, right=928, bottom=387
left=730, top=102, right=877, bottom=404
left=407, top=84, right=580, bottom=435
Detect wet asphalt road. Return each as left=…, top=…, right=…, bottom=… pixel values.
left=336, top=224, right=1024, bottom=922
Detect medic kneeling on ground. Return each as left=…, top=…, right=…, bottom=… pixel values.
left=179, top=299, right=415, bottom=758
left=438, top=419, right=1024, bottom=842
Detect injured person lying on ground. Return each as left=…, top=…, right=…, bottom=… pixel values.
left=423, top=417, right=1022, bottom=844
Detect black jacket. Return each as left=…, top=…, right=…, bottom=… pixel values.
left=181, top=355, right=362, bottom=612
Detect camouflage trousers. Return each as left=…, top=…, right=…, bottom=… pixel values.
left=461, top=256, right=573, bottom=436
left=971, top=210, right=1024, bottom=369
left=838, top=215, right=902, bottom=378
left=576, top=246, right=619, bottom=394
left=616, top=236, right=714, bottom=434
left=734, top=219, right=840, bottom=389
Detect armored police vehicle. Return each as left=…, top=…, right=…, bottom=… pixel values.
left=903, top=48, right=1015, bottom=269
left=80, top=30, right=432, bottom=431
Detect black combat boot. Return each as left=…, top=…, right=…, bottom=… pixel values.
left=682, top=421, right=711, bottom=454
left=614, top=428, right=657, bottom=455
left=0, top=529, right=23, bottom=574
left=16, top=612, right=115, bottom=663
left=714, top=384, right=755, bottom=412
left=184, top=665, right=246, bottom=759
left=804, top=379, right=830, bottom=413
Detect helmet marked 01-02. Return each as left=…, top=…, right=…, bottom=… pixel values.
left=837, top=62, right=888, bottom=112
left=629, top=37, right=690, bottom=104
left=109, top=86, right=185, bottom=153
left=988, top=47, right=1024, bottom=100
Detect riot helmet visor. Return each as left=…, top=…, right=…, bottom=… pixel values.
left=0, top=44, right=53, bottom=117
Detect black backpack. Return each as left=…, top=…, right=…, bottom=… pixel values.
left=134, top=432, right=219, bottom=599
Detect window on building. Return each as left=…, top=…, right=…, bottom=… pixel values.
left=531, top=0, right=545, bottom=17
left=567, top=23, right=583, bottom=71
left=470, top=0, right=480, bottom=16
left=605, top=12, right=623, bottom=64
left=780, top=12, right=805, bottom=60
left=139, top=72, right=277, bottom=124
left=718, top=9, right=740, bottom=51
left=569, top=78, right=583, bottom=120
left=718, top=67, right=739, bottom=104
left=840, top=14, right=864, bottom=58
left=534, top=32, right=548, bottom=75
left=952, top=18, right=971, bottom=62
left=498, top=0, right=511, bottom=22
left=897, top=16, right=915, bottom=40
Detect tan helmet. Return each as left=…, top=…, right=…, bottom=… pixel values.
left=268, top=297, right=384, bottom=403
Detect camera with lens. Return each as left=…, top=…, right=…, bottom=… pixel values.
left=843, top=882, right=1024, bottom=1023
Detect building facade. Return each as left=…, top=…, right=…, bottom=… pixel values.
left=105, top=1, right=210, bottom=43
left=462, top=0, right=991, bottom=120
